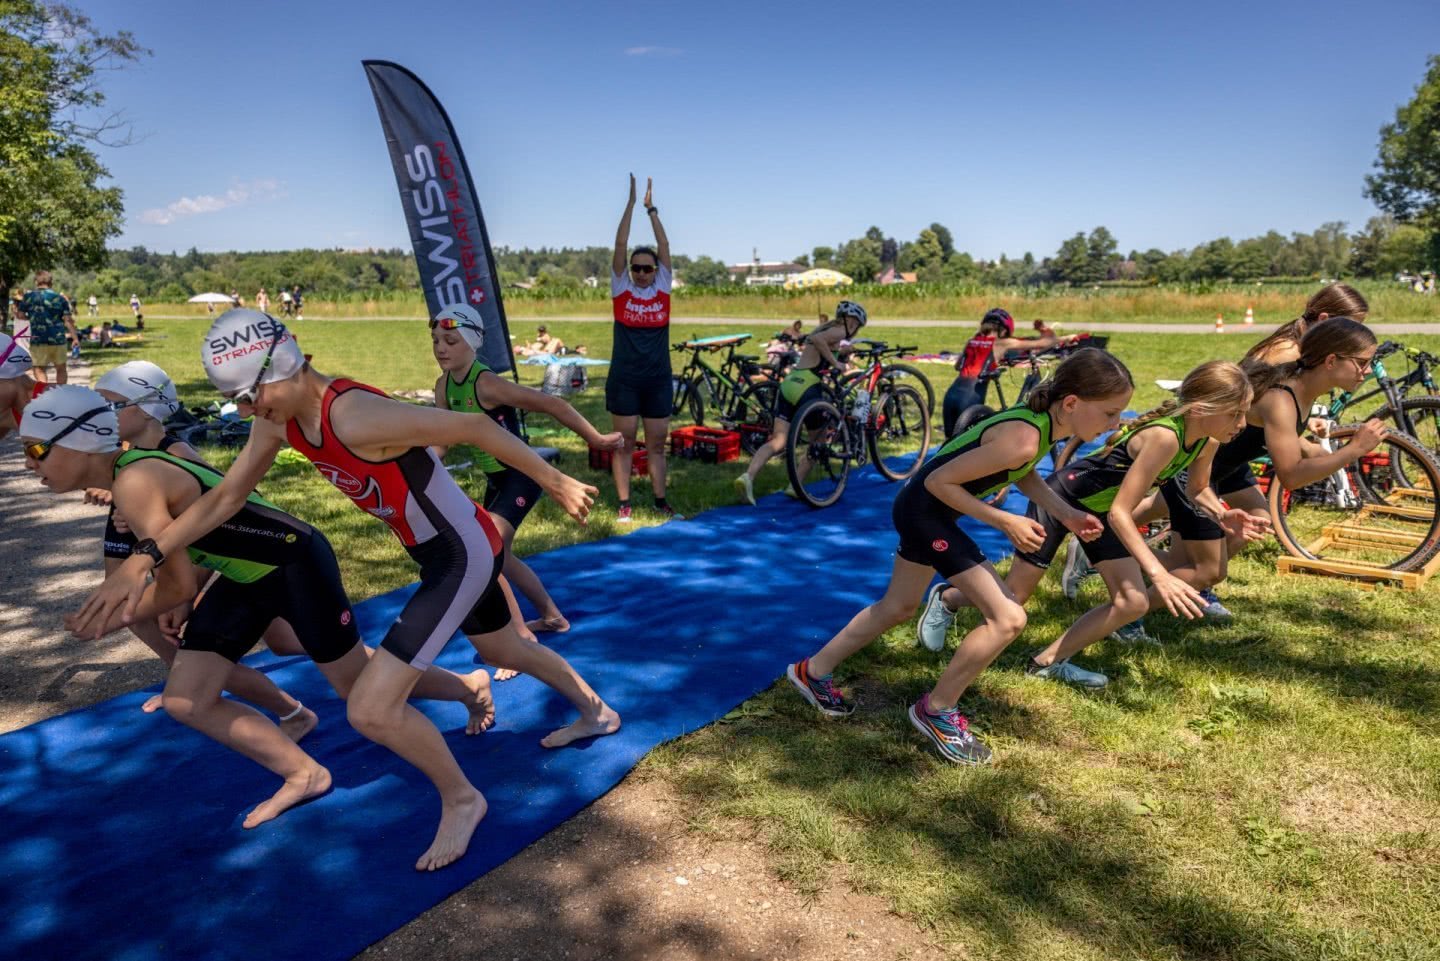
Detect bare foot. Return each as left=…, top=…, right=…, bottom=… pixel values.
left=541, top=705, right=622, bottom=748
left=416, top=790, right=488, bottom=871
left=495, top=631, right=541, bottom=682
left=462, top=670, right=495, bottom=734
left=141, top=693, right=164, bottom=713
left=280, top=706, right=319, bottom=744
left=524, top=614, right=571, bottom=634
left=243, top=765, right=332, bottom=829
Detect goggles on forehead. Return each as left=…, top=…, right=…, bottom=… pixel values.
left=221, top=327, right=285, bottom=405
left=23, top=405, right=110, bottom=461
left=429, top=316, right=484, bottom=336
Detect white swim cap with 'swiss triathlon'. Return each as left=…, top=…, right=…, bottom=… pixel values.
left=20, top=385, right=121, bottom=453
left=95, top=361, right=182, bottom=423
left=200, top=309, right=306, bottom=394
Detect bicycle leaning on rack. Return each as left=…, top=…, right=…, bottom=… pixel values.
left=1330, top=340, right=1439, bottom=460
left=784, top=340, right=933, bottom=508
left=670, top=334, right=797, bottom=450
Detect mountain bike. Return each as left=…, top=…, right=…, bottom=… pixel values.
left=785, top=341, right=932, bottom=508
left=842, top=339, right=936, bottom=414
left=1331, top=340, right=1438, bottom=462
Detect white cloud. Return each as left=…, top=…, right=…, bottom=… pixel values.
left=137, top=179, right=284, bottom=226
left=624, top=46, right=682, bottom=57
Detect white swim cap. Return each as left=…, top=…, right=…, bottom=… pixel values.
left=0, top=332, right=32, bottom=378
left=20, top=385, right=120, bottom=453
left=199, top=309, right=305, bottom=394
left=433, top=304, right=484, bottom=352
left=95, top=361, right=182, bottom=423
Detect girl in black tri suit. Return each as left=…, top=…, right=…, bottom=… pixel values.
left=78, top=310, right=618, bottom=873
left=786, top=349, right=1133, bottom=765
left=430, top=304, right=623, bottom=659
left=92, top=360, right=311, bottom=724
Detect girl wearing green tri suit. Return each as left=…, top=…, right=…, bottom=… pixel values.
left=787, top=348, right=1133, bottom=764
left=977, top=361, right=1261, bottom=690
left=92, top=360, right=311, bottom=725
left=26, top=386, right=497, bottom=834
left=735, top=300, right=867, bottom=505
left=431, top=304, right=623, bottom=662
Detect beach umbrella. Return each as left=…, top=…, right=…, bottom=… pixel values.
left=783, top=268, right=853, bottom=291
left=187, top=292, right=237, bottom=304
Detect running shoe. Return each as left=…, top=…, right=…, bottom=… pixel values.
left=786, top=658, right=854, bottom=717
left=1026, top=656, right=1109, bottom=689
left=656, top=503, right=685, bottom=521
left=1198, top=588, right=1233, bottom=622
left=908, top=693, right=992, bottom=765
left=734, top=473, right=756, bottom=506
left=917, top=582, right=956, bottom=652
left=616, top=504, right=633, bottom=524
left=1109, top=619, right=1160, bottom=646
left=1060, top=539, right=1096, bottom=600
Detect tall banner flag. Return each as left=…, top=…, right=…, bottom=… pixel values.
left=363, top=60, right=515, bottom=374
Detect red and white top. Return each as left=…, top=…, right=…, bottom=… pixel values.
left=610, top=264, right=673, bottom=382
left=957, top=334, right=998, bottom=379
left=610, top=263, right=673, bottom=328
left=285, top=379, right=502, bottom=552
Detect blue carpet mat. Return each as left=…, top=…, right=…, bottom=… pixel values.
left=0, top=454, right=1041, bottom=961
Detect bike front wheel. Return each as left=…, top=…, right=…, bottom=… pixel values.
left=1268, top=426, right=1440, bottom=572
left=868, top=384, right=932, bottom=482
left=786, top=397, right=853, bottom=508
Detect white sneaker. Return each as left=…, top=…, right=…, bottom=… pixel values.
left=916, top=582, right=956, bottom=652
left=1060, top=538, right=1095, bottom=600
left=735, top=473, right=756, bottom=506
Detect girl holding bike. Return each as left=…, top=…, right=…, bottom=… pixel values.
left=786, top=348, right=1131, bottom=764
left=734, top=300, right=867, bottom=505
left=941, top=308, right=1070, bottom=438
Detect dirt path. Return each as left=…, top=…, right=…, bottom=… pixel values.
left=0, top=364, right=944, bottom=960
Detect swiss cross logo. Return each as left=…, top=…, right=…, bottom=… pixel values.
left=469, top=287, right=486, bottom=304
left=932, top=539, right=949, bottom=552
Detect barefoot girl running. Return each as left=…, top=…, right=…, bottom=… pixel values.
left=431, top=304, right=622, bottom=654
left=735, top=300, right=867, bottom=505
left=786, top=348, right=1131, bottom=763
left=93, top=360, right=311, bottom=724
left=28, top=386, right=496, bottom=834
left=75, top=310, right=621, bottom=871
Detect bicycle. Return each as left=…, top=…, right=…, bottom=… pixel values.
left=1331, top=341, right=1439, bottom=462
left=671, top=333, right=754, bottom=426
left=784, top=341, right=933, bottom=508
left=841, top=339, right=936, bottom=414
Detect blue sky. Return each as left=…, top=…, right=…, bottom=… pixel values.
left=84, top=0, right=1437, bottom=265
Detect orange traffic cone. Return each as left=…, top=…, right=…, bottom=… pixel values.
left=1215, top=313, right=1225, bottom=333
left=1244, top=306, right=1254, bottom=326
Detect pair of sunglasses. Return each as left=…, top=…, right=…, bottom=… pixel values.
left=221, top=327, right=286, bottom=405
left=429, top=316, right=484, bottom=337
left=630, top=263, right=656, bottom=274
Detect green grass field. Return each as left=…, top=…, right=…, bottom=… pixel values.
left=86, top=318, right=1440, bottom=960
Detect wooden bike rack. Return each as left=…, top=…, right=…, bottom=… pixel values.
left=1276, top=487, right=1440, bottom=591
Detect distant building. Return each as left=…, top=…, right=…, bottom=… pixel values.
left=728, top=249, right=806, bottom=287
left=874, top=266, right=917, bottom=285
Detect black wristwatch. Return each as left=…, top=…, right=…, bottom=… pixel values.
left=646, top=205, right=658, bottom=216
left=133, top=538, right=166, bottom=568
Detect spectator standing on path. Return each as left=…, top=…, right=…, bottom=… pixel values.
left=279, top=287, right=293, bottom=317
left=87, top=294, right=99, bottom=318
left=14, top=270, right=78, bottom=384
left=256, top=288, right=270, bottom=313
left=607, top=174, right=679, bottom=522
left=129, top=293, right=141, bottom=319
left=291, top=286, right=304, bottom=321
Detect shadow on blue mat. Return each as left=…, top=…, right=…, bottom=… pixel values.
left=0, top=451, right=1047, bottom=961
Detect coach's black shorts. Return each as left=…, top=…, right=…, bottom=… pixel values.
left=605, top=375, right=673, bottom=419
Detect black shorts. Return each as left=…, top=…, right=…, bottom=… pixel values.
left=892, top=481, right=986, bottom=578
left=605, top=375, right=672, bottom=419
left=181, top=533, right=359, bottom=664
left=1160, top=477, right=1224, bottom=541
left=1213, top=464, right=1258, bottom=497
left=1014, top=492, right=1133, bottom=570
left=482, top=468, right=543, bottom=529
left=390, top=526, right=510, bottom=671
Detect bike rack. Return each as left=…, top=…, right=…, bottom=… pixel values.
left=1275, top=487, right=1440, bottom=591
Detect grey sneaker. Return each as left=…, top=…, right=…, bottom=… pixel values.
left=1060, top=538, right=1096, bottom=600
left=1109, top=619, right=1160, bottom=646
left=1198, top=588, right=1233, bottom=622
left=908, top=693, right=992, bottom=765
left=917, top=582, right=956, bottom=652
left=1026, top=656, right=1109, bottom=689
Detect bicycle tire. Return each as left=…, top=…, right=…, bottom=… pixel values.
left=688, top=377, right=708, bottom=425
left=1368, top=396, right=1440, bottom=465
left=1268, top=425, right=1440, bottom=572
left=869, top=384, right=931, bottom=482
left=730, top=382, right=778, bottom=453
left=881, top=362, right=936, bottom=415
left=785, top=396, right=853, bottom=508
left=953, top=404, right=996, bottom=438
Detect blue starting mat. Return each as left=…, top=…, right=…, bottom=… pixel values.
left=0, top=451, right=1047, bottom=961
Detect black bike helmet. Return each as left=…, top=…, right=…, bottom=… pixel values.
left=835, top=300, right=868, bottom=328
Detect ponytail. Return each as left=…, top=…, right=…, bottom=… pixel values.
left=1245, top=282, right=1369, bottom=363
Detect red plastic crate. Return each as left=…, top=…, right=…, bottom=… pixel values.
left=669, top=425, right=741, bottom=464
left=588, top=445, right=648, bottom=475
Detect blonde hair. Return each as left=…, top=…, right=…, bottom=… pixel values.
left=1105, top=360, right=1251, bottom=450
